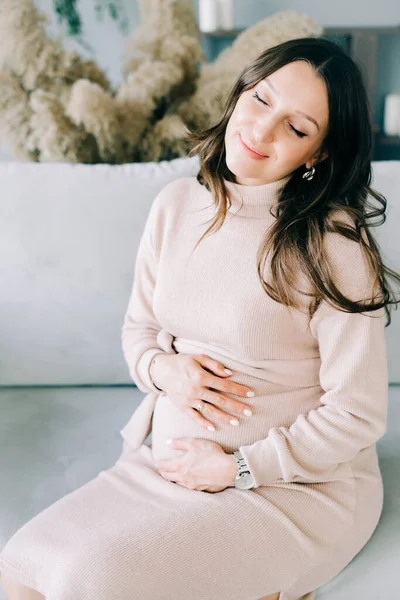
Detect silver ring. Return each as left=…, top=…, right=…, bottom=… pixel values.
left=197, top=401, right=205, bottom=414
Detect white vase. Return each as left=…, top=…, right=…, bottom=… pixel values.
left=383, top=93, right=400, bottom=136
left=199, top=0, right=219, bottom=33
left=218, top=0, right=234, bottom=30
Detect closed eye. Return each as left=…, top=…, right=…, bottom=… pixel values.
left=252, top=91, right=307, bottom=139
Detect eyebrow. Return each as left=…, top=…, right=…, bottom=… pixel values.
left=261, top=78, right=320, bottom=131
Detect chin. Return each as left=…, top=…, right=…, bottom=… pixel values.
left=226, top=158, right=261, bottom=180
left=227, top=163, right=270, bottom=185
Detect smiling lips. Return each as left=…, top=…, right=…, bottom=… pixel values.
left=239, top=134, right=269, bottom=159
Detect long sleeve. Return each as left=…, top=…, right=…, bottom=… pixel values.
left=121, top=189, right=167, bottom=394
left=238, top=225, right=389, bottom=489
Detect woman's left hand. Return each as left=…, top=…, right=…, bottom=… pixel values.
left=155, top=438, right=237, bottom=493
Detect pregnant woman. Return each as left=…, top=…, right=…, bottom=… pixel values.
left=1, top=37, right=399, bottom=600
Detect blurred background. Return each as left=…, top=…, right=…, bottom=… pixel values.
left=0, top=0, right=399, bottom=162
left=1, top=6, right=399, bottom=598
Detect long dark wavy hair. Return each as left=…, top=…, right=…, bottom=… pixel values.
left=186, top=37, right=400, bottom=326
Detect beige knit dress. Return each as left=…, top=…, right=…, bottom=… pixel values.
left=0, top=175, right=388, bottom=600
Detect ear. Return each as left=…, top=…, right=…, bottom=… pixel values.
left=306, top=150, right=328, bottom=169
left=318, top=150, right=329, bottom=164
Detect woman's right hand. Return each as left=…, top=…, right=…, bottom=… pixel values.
left=149, top=353, right=254, bottom=431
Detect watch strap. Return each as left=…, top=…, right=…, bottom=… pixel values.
left=233, top=450, right=252, bottom=479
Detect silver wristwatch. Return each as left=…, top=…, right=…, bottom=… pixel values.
left=233, top=450, right=255, bottom=490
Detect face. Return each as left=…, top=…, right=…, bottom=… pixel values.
left=224, top=60, right=329, bottom=185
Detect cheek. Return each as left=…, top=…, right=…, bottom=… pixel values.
left=230, top=96, right=253, bottom=127
left=275, top=142, right=299, bottom=160
left=226, top=105, right=246, bottom=146
left=277, top=141, right=309, bottom=164
left=226, top=108, right=238, bottom=138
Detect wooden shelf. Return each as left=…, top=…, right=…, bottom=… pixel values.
left=324, top=25, right=400, bottom=35
left=375, top=133, right=400, bottom=146
left=203, top=25, right=400, bottom=38
left=202, top=28, right=242, bottom=38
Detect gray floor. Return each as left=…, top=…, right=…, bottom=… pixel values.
left=0, top=384, right=399, bottom=599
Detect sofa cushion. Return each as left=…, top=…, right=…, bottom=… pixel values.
left=369, top=161, right=400, bottom=382
left=0, top=156, right=200, bottom=385
left=0, top=158, right=398, bottom=385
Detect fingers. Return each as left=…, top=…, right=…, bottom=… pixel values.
left=201, top=370, right=255, bottom=401
left=169, top=356, right=256, bottom=432
left=204, top=388, right=253, bottom=417
left=189, top=395, right=253, bottom=431
left=189, top=406, right=218, bottom=431
left=195, top=355, right=233, bottom=379
left=191, top=364, right=254, bottom=402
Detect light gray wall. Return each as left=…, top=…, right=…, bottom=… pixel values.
left=0, top=0, right=399, bottom=161
left=230, top=0, right=400, bottom=27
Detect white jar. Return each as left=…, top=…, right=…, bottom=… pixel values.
left=383, top=93, right=400, bottom=136
left=218, top=0, right=234, bottom=30
left=199, top=0, right=219, bottom=32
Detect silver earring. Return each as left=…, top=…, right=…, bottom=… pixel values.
left=302, top=165, right=315, bottom=181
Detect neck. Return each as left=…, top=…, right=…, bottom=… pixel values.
left=223, top=174, right=291, bottom=218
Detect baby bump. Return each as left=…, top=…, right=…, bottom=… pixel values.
left=150, top=372, right=323, bottom=462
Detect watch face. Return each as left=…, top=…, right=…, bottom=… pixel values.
left=235, top=472, right=255, bottom=490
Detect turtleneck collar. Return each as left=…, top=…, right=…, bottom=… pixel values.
left=223, top=173, right=291, bottom=218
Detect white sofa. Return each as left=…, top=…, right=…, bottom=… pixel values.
left=0, top=157, right=399, bottom=599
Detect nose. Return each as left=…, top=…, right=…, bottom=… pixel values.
left=253, top=116, right=276, bottom=145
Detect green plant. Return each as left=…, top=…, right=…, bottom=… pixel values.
left=53, top=0, right=129, bottom=38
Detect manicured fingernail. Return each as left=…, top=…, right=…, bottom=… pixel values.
left=243, top=409, right=253, bottom=417
left=230, top=419, right=239, bottom=426
left=207, top=425, right=215, bottom=431
left=224, top=368, right=232, bottom=375
left=247, top=391, right=255, bottom=397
